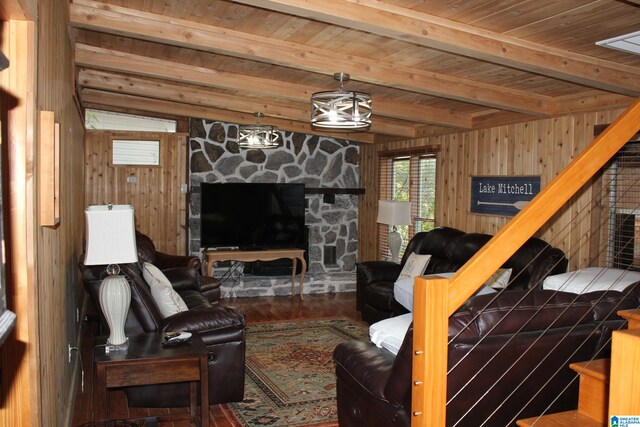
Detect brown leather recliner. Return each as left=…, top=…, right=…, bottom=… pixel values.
left=357, top=227, right=569, bottom=324
left=135, top=231, right=221, bottom=302
left=334, top=285, right=640, bottom=426
left=81, top=256, right=245, bottom=407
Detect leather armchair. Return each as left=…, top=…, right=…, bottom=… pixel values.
left=135, top=231, right=221, bottom=302
left=81, top=260, right=245, bottom=407
left=357, top=227, right=569, bottom=324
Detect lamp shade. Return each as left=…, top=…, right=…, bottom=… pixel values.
left=84, top=204, right=138, bottom=266
left=376, top=200, right=412, bottom=226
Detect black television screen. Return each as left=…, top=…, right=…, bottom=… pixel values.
left=200, top=182, right=306, bottom=249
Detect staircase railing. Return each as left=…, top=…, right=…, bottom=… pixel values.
left=411, top=98, right=640, bottom=427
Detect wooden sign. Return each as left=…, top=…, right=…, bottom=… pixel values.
left=470, top=176, right=540, bottom=217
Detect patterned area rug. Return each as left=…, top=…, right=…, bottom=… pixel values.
left=221, top=317, right=369, bottom=427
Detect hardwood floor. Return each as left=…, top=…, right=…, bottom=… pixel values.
left=71, top=291, right=361, bottom=426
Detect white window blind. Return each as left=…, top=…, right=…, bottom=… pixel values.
left=112, top=140, right=160, bottom=166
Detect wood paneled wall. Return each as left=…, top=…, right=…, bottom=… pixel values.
left=84, top=131, right=188, bottom=254
left=359, top=108, right=627, bottom=269
left=1, top=0, right=86, bottom=425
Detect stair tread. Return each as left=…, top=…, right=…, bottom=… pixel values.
left=516, top=410, right=604, bottom=427
left=569, top=358, right=610, bottom=381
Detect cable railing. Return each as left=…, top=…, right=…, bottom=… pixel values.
left=411, top=99, right=640, bottom=427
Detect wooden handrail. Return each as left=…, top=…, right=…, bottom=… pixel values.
left=412, top=98, right=640, bottom=427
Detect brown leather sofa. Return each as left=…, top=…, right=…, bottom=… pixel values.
left=81, top=233, right=245, bottom=407
left=334, top=284, right=640, bottom=426
left=357, top=227, right=569, bottom=324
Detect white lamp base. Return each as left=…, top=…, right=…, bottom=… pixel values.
left=99, top=274, right=131, bottom=350
left=388, top=227, right=403, bottom=264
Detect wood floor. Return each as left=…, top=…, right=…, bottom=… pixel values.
left=71, top=291, right=361, bottom=426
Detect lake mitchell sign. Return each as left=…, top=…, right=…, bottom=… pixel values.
left=471, top=176, right=541, bottom=217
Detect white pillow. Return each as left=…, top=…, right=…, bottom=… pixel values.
left=394, top=271, right=496, bottom=312
left=394, top=272, right=455, bottom=311
left=369, top=313, right=413, bottom=355
left=485, top=268, right=512, bottom=289
left=543, top=267, right=640, bottom=294
left=142, top=262, right=189, bottom=318
left=398, top=253, right=431, bottom=279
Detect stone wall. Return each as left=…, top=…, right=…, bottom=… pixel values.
left=189, top=119, right=360, bottom=297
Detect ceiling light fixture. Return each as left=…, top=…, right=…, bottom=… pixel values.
left=238, top=112, right=280, bottom=149
left=310, top=72, right=372, bottom=130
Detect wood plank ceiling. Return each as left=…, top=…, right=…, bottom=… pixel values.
left=69, top=0, right=640, bottom=144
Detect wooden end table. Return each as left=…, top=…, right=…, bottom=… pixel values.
left=93, top=332, right=209, bottom=427
left=202, top=248, right=307, bottom=301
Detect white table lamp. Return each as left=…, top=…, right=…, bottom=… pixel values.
left=84, top=204, right=138, bottom=350
left=377, top=200, right=412, bottom=263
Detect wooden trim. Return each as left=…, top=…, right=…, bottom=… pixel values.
left=608, top=328, right=640, bottom=417
left=378, top=146, right=440, bottom=157
left=38, top=111, right=60, bottom=227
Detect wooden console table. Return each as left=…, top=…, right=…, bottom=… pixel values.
left=93, top=332, right=209, bottom=426
left=202, top=248, right=307, bottom=301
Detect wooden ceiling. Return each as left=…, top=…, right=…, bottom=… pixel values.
left=69, top=0, right=640, bottom=143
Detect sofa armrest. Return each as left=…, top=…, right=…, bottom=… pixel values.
left=333, top=339, right=396, bottom=401
left=162, top=305, right=245, bottom=345
left=154, top=250, right=201, bottom=271
left=357, top=261, right=402, bottom=310
left=522, top=248, right=568, bottom=290
left=358, top=261, right=403, bottom=284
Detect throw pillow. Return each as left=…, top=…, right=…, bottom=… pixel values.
left=142, top=262, right=189, bottom=318
left=485, top=268, right=512, bottom=289
left=369, top=313, right=413, bottom=355
left=398, top=253, right=431, bottom=279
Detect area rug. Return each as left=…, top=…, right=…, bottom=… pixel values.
left=221, top=317, right=369, bottom=427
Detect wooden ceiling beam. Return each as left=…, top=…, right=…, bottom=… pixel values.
left=237, top=0, right=640, bottom=97
left=70, top=0, right=556, bottom=115
left=75, top=44, right=472, bottom=129
left=77, top=68, right=418, bottom=138
left=80, top=88, right=378, bottom=144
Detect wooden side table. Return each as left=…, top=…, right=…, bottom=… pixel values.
left=202, top=248, right=307, bottom=301
left=93, top=332, right=209, bottom=427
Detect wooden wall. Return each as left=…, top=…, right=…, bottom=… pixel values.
left=84, top=131, right=188, bottom=254
left=359, top=108, right=627, bottom=269
left=1, top=0, right=86, bottom=425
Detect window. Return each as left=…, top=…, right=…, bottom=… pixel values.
left=378, top=149, right=437, bottom=260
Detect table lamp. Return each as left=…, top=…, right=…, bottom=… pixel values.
left=377, top=200, right=411, bottom=263
left=84, top=204, right=138, bottom=350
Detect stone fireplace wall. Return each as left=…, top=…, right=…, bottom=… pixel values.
left=189, top=119, right=360, bottom=297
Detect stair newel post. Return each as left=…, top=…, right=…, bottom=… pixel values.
left=412, top=275, right=450, bottom=427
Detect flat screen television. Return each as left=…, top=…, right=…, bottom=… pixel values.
left=200, top=182, right=306, bottom=249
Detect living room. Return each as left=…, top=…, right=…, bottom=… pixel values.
left=2, top=0, right=640, bottom=426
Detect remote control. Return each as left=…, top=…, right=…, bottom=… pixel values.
left=162, top=331, right=192, bottom=347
